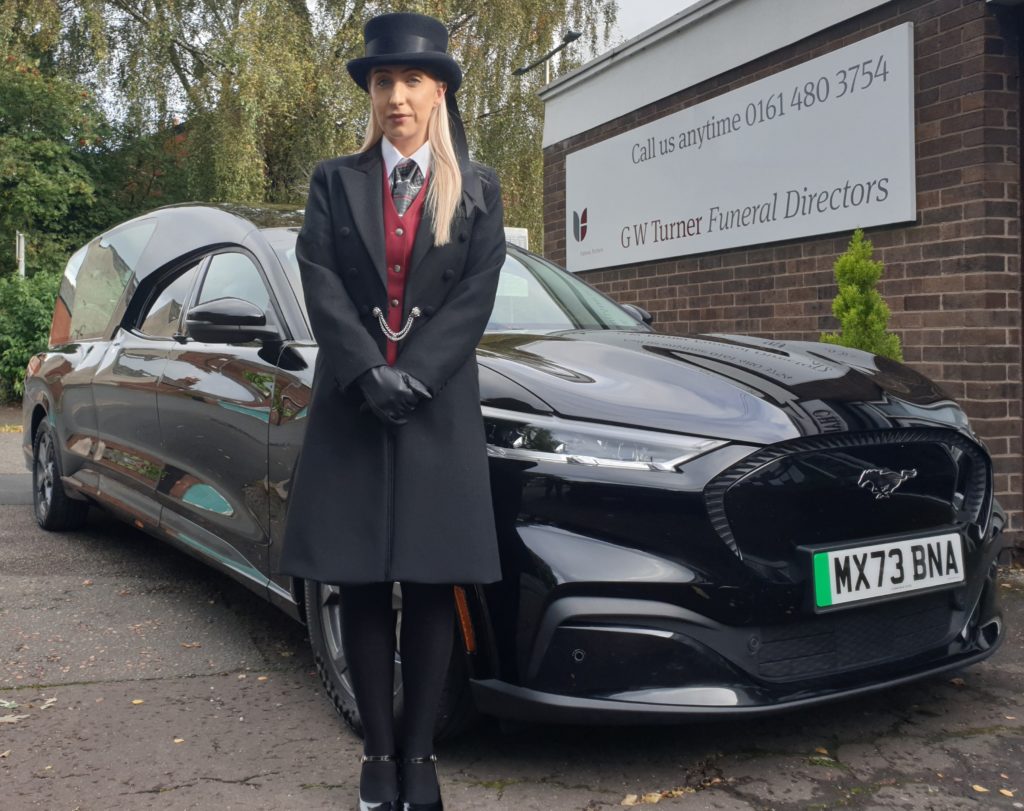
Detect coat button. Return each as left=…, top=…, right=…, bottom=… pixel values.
left=340, top=226, right=351, bottom=237
left=393, top=264, right=402, bottom=273
left=395, top=227, right=404, bottom=236
left=442, top=268, right=454, bottom=281
left=361, top=304, right=371, bottom=315
left=423, top=305, right=435, bottom=317
left=390, top=298, right=400, bottom=307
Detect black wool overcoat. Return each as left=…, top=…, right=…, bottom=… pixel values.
left=275, top=142, right=506, bottom=585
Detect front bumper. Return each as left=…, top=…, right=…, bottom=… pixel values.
left=470, top=561, right=1005, bottom=724
left=468, top=638, right=1002, bottom=724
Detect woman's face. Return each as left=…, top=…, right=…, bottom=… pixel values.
left=369, top=65, right=446, bottom=155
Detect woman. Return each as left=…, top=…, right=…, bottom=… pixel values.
left=275, top=11, right=505, bottom=811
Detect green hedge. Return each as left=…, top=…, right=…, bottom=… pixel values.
left=0, top=270, right=60, bottom=402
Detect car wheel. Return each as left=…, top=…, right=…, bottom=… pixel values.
left=303, top=579, right=478, bottom=742
left=32, top=420, right=89, bottom=531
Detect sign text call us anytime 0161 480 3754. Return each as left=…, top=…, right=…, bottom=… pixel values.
left=564, top=22, right=916, bottom=272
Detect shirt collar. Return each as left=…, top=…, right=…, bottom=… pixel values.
left=381, top=136, right=432, bottom=180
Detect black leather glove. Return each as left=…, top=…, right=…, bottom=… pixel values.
left=399, top=370, right=433, bottom=403
left=356, top=365, right=419, bottom=426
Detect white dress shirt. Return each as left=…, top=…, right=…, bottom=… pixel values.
left=381, top=136, right=432, bottom=183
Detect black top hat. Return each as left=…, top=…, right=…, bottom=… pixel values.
left=346, top=12, right=462, bottom=93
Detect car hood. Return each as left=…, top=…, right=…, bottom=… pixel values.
left=476, top=330, right=964, bottom=445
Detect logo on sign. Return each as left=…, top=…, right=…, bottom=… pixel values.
left=572, top=208, right=588, bottom=242
left=857, top=467, right=917, bottom=499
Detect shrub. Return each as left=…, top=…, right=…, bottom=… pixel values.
left=820, top=228, right=903, bottom=361
left=0, top=270, right=60, bottom=402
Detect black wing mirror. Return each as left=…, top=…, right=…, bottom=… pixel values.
left=184, top=297, right=282, bottom=343
left=620, top=303, right=654, bottom=325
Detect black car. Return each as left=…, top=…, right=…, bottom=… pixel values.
left=22, top=203, right=1006, bottom=738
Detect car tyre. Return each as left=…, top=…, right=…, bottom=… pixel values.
left=32, top=420, right=89, bottom=531
left=303, top=579, right=478, bottom=742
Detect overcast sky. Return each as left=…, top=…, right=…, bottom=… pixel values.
left=611, top=0, right=702, bottom=43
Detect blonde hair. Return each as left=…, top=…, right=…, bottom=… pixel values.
left=359, top=82, right=463, bottom=247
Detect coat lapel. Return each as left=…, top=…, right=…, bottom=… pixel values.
left=408, top=156, right=488, bottom=275
left=338, top=145, right=387, bottom=291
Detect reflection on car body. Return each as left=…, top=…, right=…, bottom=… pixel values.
left=21, top=203, right=1006, bottom=738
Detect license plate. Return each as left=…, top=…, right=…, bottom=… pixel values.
left=812, top=532, right=965, bottom=610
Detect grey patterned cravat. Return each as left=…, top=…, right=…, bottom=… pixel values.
left=391, top=158, right=424, bottom=216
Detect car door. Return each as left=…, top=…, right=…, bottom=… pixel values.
left=155, top=248, right=286, bottom=583
left=90, top=260, right=202, bottom=531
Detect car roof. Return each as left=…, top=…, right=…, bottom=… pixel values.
left=118, top=202, right=530, bottom=283
left=110, top=203, right=303, bottom=283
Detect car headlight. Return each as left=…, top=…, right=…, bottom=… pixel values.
left=481, top=406, right=727, bottom=471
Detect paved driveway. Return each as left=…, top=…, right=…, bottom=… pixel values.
left=1, top=416, right=1023, bottom=810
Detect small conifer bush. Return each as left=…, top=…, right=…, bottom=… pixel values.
left=820, top=228, right=903, bottom=361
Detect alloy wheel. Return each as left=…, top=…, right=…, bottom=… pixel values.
left=316, top=581, right=403, bottom=705
left=34, top=428, right=55, bottom=523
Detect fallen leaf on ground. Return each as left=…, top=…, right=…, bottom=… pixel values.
left=131, top=699, right=144, bottom=705
left=621, top=794, right=639, bottom=806
left=973, top=785, right=990, bottom=793
left=0, top=700, right=17, bottom=709
left=39, top=697, right=56, bottom=710
left=1002, top=774, right=1010, bottom=779
left=641, top=794, right=661, bottom=804
left=815, top=746, right=829, bottom=755
left=1001, top=789, right=1015, bottom=798
left=0, top=715, right=30, bottom=724
left=82, top=580, right=93, bottom=586
left=950, top=677, right=966, bottom=688
left=257, top=676, right=268, bottom=681
left=0, top=750, right=10, bottom=757
left=179, top=642, right=201, bottom=648
left=173, top=738, right=185, bottom=744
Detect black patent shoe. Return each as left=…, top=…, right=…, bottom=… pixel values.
left=358, top=753, right=399, bottom=811
left=399, top=754, right=443, bottom=811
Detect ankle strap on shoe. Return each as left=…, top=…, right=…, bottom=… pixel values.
left=360, top=753, right=397, bottom=763
left=402, top=754, right=438, bottom=764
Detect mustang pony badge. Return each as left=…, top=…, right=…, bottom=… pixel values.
left=857, top=467, right=918, bottom=499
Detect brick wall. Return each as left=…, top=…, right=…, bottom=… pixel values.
left=543, top=0, right=1024, bottom=549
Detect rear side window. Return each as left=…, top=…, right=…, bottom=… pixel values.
left=50, top=219, right=157, bottom=345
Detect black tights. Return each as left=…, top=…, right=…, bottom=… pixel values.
left=338, top=581, right=455, bottom=802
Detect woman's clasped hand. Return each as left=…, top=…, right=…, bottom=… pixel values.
left=356, top=365, right=433, bottom=426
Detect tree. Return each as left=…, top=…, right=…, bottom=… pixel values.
left=5, top=0, right=617, bottom=240
left=0, top=50, right=101, bottom=275
left=820, top=228, right=903, bottom=361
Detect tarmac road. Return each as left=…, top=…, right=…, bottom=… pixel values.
left=1, top=419, right=1023, bottom=811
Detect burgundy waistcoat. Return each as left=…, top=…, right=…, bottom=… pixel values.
left=381, top=164, right=428, bottom=366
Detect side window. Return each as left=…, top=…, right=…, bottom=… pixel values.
left=138, top=264, right=201, bottom=339
left=196, top=252, right=271, bottom=313
left=59, top=219, right=157, bottom=343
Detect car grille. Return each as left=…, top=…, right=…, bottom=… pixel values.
left=754, top=591, right=953, bottom=681
left=704, top=428, right=991, bottom=560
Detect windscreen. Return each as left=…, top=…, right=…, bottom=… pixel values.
left=267, top=230, right=646, bottom=334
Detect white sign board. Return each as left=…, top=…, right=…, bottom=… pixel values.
left=565, top=23, right=916, bottom=271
